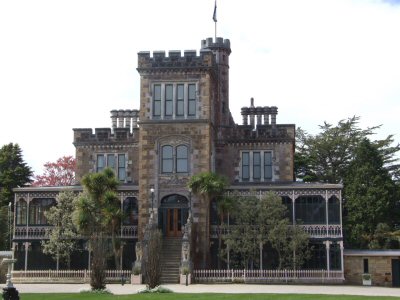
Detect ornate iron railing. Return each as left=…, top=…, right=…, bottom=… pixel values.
left=193, top=269, right=344, bottom=283
left=210, top=224, right=342, bottom=239
left=14, top=225, right=138, bottom=240
left=12, top=269, right=131, bottom=283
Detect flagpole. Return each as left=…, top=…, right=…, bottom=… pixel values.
left=213, top=0, right=217, bottom=40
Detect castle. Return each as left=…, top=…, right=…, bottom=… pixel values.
left=12, top=37, right=343, bottom=283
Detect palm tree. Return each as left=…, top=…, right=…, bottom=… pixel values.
left=73, top=168, right=121, bottom=290
left=188, top=172, right=227, bottom=268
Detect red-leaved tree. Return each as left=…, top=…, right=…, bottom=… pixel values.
left=33, top=156, right=76, bottom=186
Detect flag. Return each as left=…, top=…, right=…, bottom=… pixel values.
left=213, top=1, right=217, bottom=22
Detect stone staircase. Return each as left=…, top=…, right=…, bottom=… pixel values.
left=160, top=237, right=181, bottom=284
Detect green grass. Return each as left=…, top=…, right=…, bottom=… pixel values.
left=20, top=294, right=399, bottom=300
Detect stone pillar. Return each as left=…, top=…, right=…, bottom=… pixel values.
left=256, top=107, right=263, bottom=126
left=110, top=110, right=118, bottom=131
left=339, top=241, right=344, bottom=276
left=324, top=240, right=332, bottom=274
left=124, top=110, right=131, bottom=130
left=241, top=107, right=248, bottom=125
left=270, top=106, right=278, bottom=125
left=24, top=242, right=30, bottom=271
left=263, top=107, right=270, bottom=125
left=118, top=109, right=124, bottom=128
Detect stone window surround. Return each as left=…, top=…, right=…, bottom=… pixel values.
left=95, top=152, right=128, bottom=182
left=151, top=82, right=199, bottom=120
left=239, top=150, right=274, bottom=182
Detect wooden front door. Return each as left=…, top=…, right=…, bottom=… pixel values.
left=166, top=208, right=182, bottom=237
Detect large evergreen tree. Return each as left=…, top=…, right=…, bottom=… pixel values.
left=0, top=143, right=32, bottom=250
left=344, top=138, right=400, bottom=248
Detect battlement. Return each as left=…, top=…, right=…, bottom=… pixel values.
left=73, top=127, right=137, bottom=145
left=110, top=109, right=139, bottom=132
left=137, top=48, right=215, bottom=71
left=201, top=37, right=231, bottom=53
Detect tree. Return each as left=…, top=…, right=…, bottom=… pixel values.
left=0, top=143, right=32, bottom=250
left=33, top=156, right=76, bottom=186
left=344, top=138, right=400, bottom=248
left=188, top=172, right=227, bottom=268
left=224, top=192, right=310, bottom=270
left=41, top=190, right=79, bottom=269
left=143, top=227, right=162, bottom=289
left=0, top=143, right=33, bottom=206
left=73, top=168, right=121, bottom=290
left=216, top=195, right=236, bottom=268
left=295, top=116, right=400, bottom=183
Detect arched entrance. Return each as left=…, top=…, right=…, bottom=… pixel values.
left=158, top=194, right=189, bottom=237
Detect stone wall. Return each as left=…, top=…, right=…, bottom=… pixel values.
left=344, top=255, right=398, bottom=286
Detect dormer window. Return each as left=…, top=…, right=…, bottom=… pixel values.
left=152, top=83, right=197, bottom=119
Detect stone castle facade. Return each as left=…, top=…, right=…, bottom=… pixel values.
left=12, top=37, right=343, bottom=281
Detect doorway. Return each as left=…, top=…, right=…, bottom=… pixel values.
left=159, top=194, right=189, bottom=238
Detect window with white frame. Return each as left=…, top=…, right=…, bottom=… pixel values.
left=152, top=83, right=197, bottom=119
left=240, top=150, right=273, bottom=182
left=161, top=144, right=189, bottom=174
left=96, top=153, right=127, bottom=181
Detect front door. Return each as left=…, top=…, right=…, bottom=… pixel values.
left=392, top=259, right=400, bottom=287
left=167, top=208, right=182, bottom=237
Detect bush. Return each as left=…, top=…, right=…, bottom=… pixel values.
left=138, top=285, right=173, bottom=294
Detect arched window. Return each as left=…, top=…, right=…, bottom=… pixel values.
left=29, top=198, right=56, bottom=225
left=176, top=145, right=188, bottom=173
left=162, top=145, right=173, bottom=173
left=16, top=199, right=27, bottom=225
left=123, top=197, right=138, bottom=225
left=328, top=196, right=340, bottom=224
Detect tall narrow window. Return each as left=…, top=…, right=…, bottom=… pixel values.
left=188, top=84, right=196, bottom=116
left=176, top=84, right=184, bottom=117
left=165, top=84, right=173, bottom=116
left=153, top=84, right=161, bottom=117
left=242, top=152, right=250, bottom=181
left=264, top=152, right=272, bottom=179
left=118, top=154, right=126, bottom=181
left=96, top=154, right=105, bottom=172
left=363, top=259, right=369, bottom=273
left=253, top=152, right=261, bottom=180
left=162, top=145, right=173, bottom=173
left=107, top=154, right=115, bottom=169
left=176, top=145, right=188, bottom=173
left=16, top=199, right=27, bottom=225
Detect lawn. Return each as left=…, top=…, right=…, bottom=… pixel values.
left=20, top=294, right=399, bottom=300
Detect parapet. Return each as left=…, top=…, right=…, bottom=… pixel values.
left=137, top=48, right=215, bottom=71
left=201, top=37, right=231, bottom=54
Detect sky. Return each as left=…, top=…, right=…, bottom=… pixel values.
left=0, top=0, right=399, bottom=176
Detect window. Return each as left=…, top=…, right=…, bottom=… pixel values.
left=123, top=197, right=138, bottom=225
left=165, top=84, right=173, bottom=116
left=162, top=146, right=173, bottom=173
left=176, top=145, right=188, bottom=173
left=96, top=154, right=105, bottom=172
left=240, top=150, right=273, bottom=182
left=264, top=152, right=272, bottom=179
left=253, top=152, right=261, bottom=180
left=176, top=84, right=184, bottom=116
left=153, top=84, right=161, bottom=116
left=152, top=83, right=197, bottom=118
left=29, top=198, right=56, bottom=225
left=363, top=258, right=369, bottom=273
left=161, top=144, right=189, bottom=174
left=188, top=84, right=196, bottom=116
left=118, top=154, right=126, bottom=181
left=16, top=199, right=27, bottom=225
left=295, top=196, right=326, bottom=224
left=328, top=196, right=340, bottom=224
left=242, top=152, right=250, bottom=181
left=96, top=154, right=127, bottom=181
